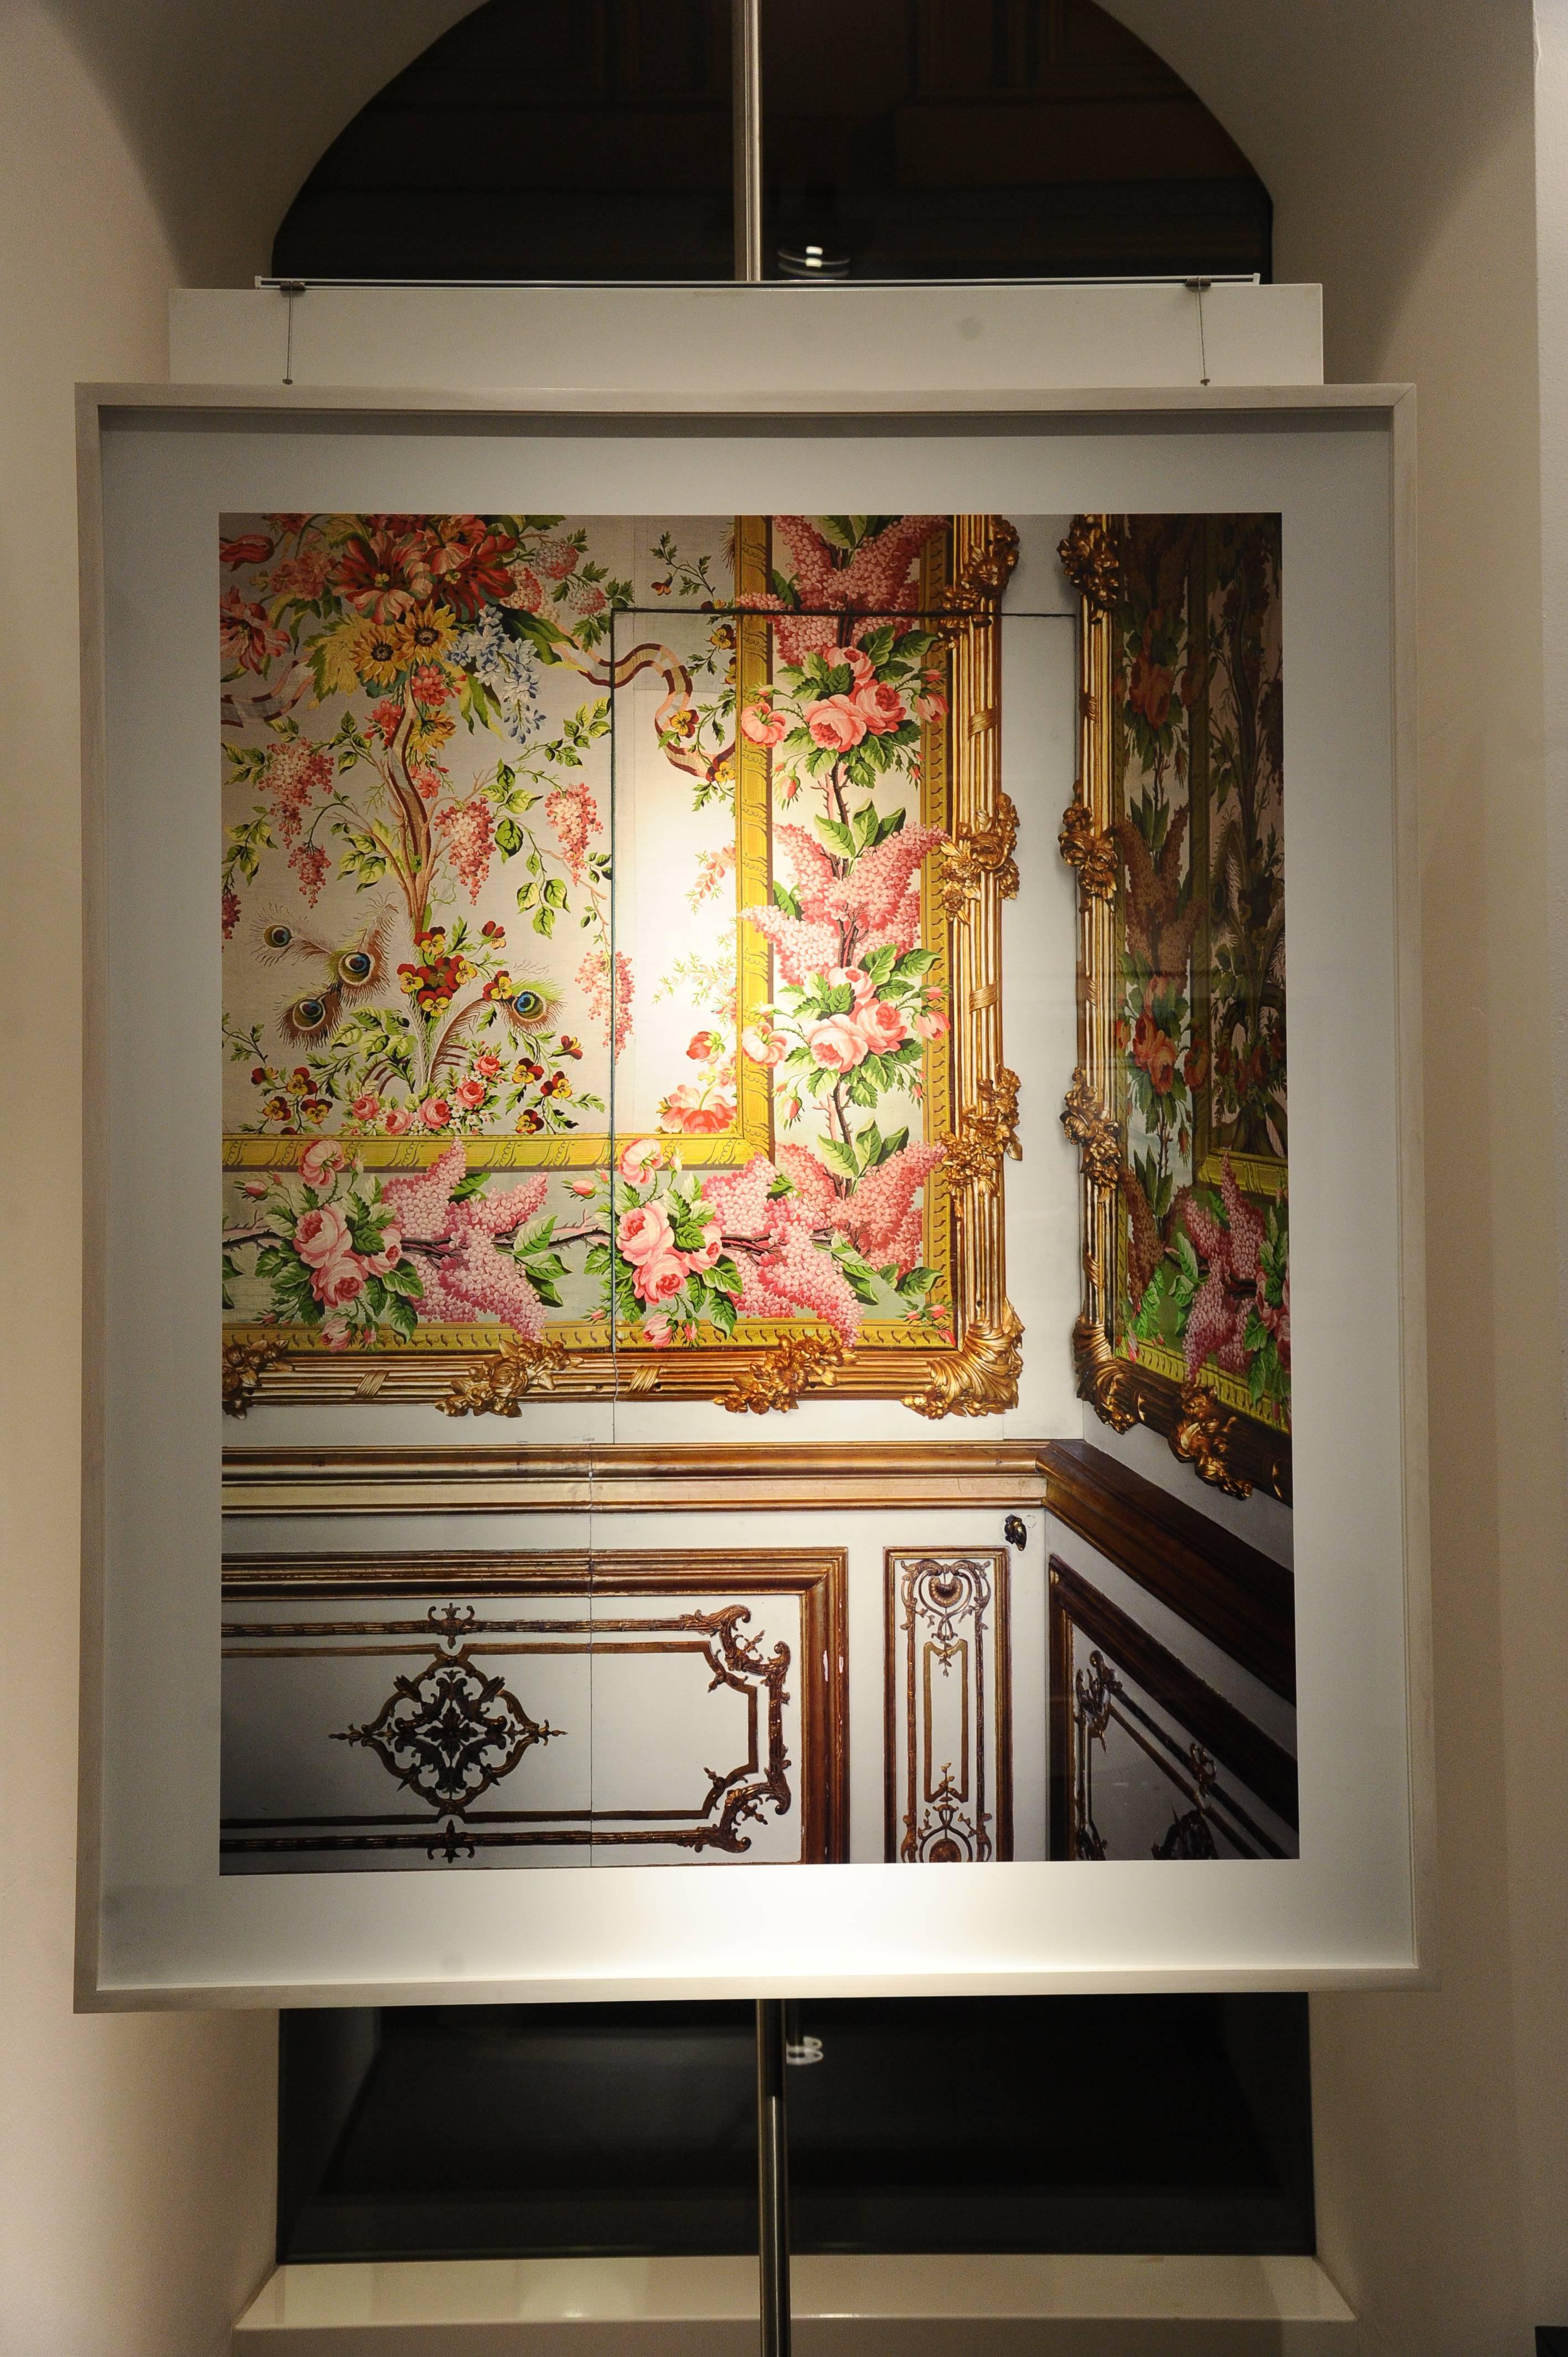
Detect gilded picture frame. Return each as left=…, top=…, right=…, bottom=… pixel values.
left=1058, top=514, right=1292, bottom=1506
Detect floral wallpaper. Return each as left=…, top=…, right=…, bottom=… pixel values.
left=219, top=513, right=986, bottom=1396
left=1110, top=515, right=1289, bottom=1431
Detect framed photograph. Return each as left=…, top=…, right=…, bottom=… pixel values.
left=78, top=384, right=1427, bottom=2004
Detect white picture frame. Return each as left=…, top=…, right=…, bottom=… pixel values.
left=76, top=382, right=1428, bottom=2006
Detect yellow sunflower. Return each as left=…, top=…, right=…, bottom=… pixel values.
left=348, top=617, right=408, bottom=689
left=390, top=601, right=458, bottom=668
left=409, top=708, right=456, bottom=756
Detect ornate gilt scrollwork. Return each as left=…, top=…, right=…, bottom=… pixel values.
left=1061, top=1069, right=1122, bottom=1195
left=437, top=1335, right=568, bottom=1418
left=222, top=1336, right=288, bottom=1418
left=941, top=1068, right=1022, bottom=1195
left=936, top=791, right=1020, bottom=918
left=905, top=1304, right=1023, bottom=1419
left=934, top=517, right=1021, bottom=640
left=1058, top=796, right=1117, bottom=902
left=721, top=1330, right=848, bottom=1415
left=1171, top=1378, right=1254, bottom=1499
left=1070, top=1314, right=1139, bottom=1435
left=1058, top=516, right=1123, bottom=616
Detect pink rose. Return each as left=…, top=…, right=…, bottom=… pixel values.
left=633, top=1251, right=687, bottom=1306
left=320, top=1316, right=352, bottom=1351
left=686, top=1031, right=720, bottom=1061
left=806, top=1015, right=870, bottom=1073
left=382, top=1107, right=412, bottom=1136
left=420, top=1098, right=452, bottom=1130
left=913, top=1007, right=950, bottom=1041
left=351, top=1092, right=380, bottom=1121
left=299, top=1139, right=345, bottom=1188
left=618, top=1136, right=664, bottom=1183
left=312, top=1252, right=366, bottom=1309
left=804, top=694, right=867, bottom=752
left=684, top=1228, right=723, bottom=1274
left=365, top=1227, right=402, bottom=1274
left=857, top=999, right=910, bottom=1053
left=739, top=701, right=787, bottom=748
left=643, top=1311, right=674, bottom=1348
left=293, top=1203, right=350, bottom=1268
left=568, top=1176, right=597, bottom=1197
left=474, top=1053, right=502, bottom=1078
left=740, top=1026, right=788, bottom=1066
left=844, top=647, right=875, bottom=688
left=658, top=1083, right=736, bottom=1134
left=912, top=686, right=948, bottom=725
left=854, top=680, right=907, bottom=735
left=241, top=1177, right=269, bottom=1199
left=452, top=1077, right=487, bottom=1110
left=618, top=1201, right=674, bottom=1265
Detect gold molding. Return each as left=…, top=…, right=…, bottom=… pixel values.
left=1171, top=1378, right=1254, bottom=1500
left=1060, top=1068, right=1122, bottom=1195
left=1057, top=796, right=1117, bottom=903
left=720, top=1330, right=848, bottom=1415
left=902, top=1305, right=1024, bottom=1421
left=1060, top=515, right=1291, bottom=1508
left=220, top=1437, right=1057, bottom=1516
left=1057, top=516, right=1123, bottom=617
left=437, top=1336, right=569, bottom=1419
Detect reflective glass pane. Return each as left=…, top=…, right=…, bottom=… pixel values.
left=760, top=0, right=1270, bottom=281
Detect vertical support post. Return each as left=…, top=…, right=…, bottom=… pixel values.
left=755, top=1998, right=791, bottom=2356
left=733, top=0, right=764, bottom=282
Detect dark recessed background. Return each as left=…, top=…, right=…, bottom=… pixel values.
left=271, top=0, right=1270, bottom=284
left=278, top=1995, right=1313, bottom=2263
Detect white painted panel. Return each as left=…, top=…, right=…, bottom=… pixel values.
left=168, top=280, right=1323, bottom=396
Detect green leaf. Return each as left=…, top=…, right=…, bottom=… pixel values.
left=772, top=879, right=802, bottom=919
left=495, top=816, right=523, bottom=858
left=817, top=1134, right=860, bottom=1183
left=813, top=815, right=856, bottom=858
left=542, top=877, right=569, bottom=909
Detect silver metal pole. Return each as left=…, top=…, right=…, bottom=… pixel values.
left=755, top=1998, right=791, bottom=2356
left=733, top=0, right=764, bottom=282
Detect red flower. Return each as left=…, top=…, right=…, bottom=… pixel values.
left=330, top=529, right=429, bottom=622
left=219, top=588, right=288, bottom=676
left=1128, top=653, right=1174, bottom=731
left=1131, top=1008, right=1178, bottom=1095
left=220, top=533, right=274, bottom=568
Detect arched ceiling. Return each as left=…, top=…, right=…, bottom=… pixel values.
left=39, top=0, right=484, bottom=284
left=40, top=0, right=1535, bottom=384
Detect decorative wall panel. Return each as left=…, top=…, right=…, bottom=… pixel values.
left=1048, top=1556, right=1298, bottom=1861
left=221, top=1551, right=847, bottom=1871
left=883, top=1547, right=1012, bottom=1861
left=1060, top=514, right=1291, bottom=1503
left=219, top=511, right=1025, bottom=1419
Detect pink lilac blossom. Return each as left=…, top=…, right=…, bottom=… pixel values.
left=262, top=739, right=336, bottom=846
left=831, top=1141, right=945, bottom=1277
left=737, top=905, right=843, bottom=987
left=576, top=947, right=635, bottom=1058
left=772, top=826, right=838, bottom=920
left=435, top=796, right=494, bottom=902
left=1180, top=1158, right=1266, bottom=1380
left=380, top=1150, right=550, bottom=1339
left=288, top=843, right=331, bottom=904
left=755, top=1213, right=860, bottom=1345
left=221, top=887, right=240, bottom=940
left=545, top=782, right=601, bottom=883
left=733, top=515, right=946, bottom=667
left=697, top=1157, right=777, bottom=1239
left=828, top=824, right=946, bottom=935
left=775, top=1145, right=839, bottom=1223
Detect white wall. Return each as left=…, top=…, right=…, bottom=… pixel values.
left=1103, top=6, right=1568, bottom=2351
left=1, top=8, right=275, bottom=2354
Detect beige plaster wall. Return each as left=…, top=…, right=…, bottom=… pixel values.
left=4, top=2, right=1564, bottom=2349
left=0, top=10, right=272, bottom=2355
left=1103, top=6, right=1568, bottom=2350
